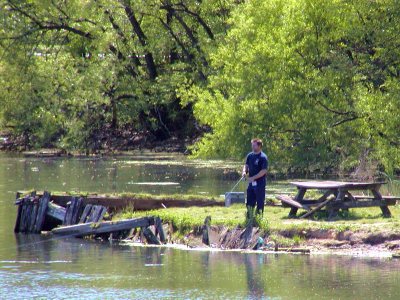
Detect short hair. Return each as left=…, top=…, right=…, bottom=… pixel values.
left=251, top=138, right=263, bottom=147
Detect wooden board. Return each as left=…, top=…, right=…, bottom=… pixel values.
left=290, top=181, right=385, bottom=190
left=328, top=199, right=397, bottom=208
left=52, top=217, right=154, bottom=237
left=276, top=195, right=311, bottom=211
left=300, top=197, right=335, bottom=219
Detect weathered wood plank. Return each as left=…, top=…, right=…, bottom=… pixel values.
left=72, top=197, right=84, bottom=225
left=202, top=216, right=211, bottom=246
left=52, top=217, right=155, bottom=237
left=14, top=193, right=24, bottom=233
left=95, top=206, right=107, bottom=223
left=79, top=204, right=93, bottom=223
left=63, top=197, right=74, bottom=225
left=154, top=217, right=166, bottom=243
left=328, top=198, right=397, bottom=208
left=277, top=195, right=310, bottom=211
left=300, top=197, right=336, bottom=219
left=86, top=205, right=101, bottom=223
left=46, top=201, right=66, bottom=222
left=289, top=188, right=306, bottom=217
left=29, top=200, right=39, bottom=233
left=18, top=197, right=28, bottom=233
left=142, top=227, right=161, bottom=245
left=34, top=191, right=51, bottom=233
left=290, top=181, right=384, bottom=190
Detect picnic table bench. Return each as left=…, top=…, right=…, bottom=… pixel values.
left=276, top=181, right=400, bottom=220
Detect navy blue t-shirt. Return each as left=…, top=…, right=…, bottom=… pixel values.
left=245, top=151, right=268, bottom=187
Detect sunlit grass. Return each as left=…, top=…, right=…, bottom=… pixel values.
left=115, top=204, right=400, bottom=237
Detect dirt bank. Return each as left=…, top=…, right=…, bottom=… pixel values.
left=121, top=222, right=400, bottom=258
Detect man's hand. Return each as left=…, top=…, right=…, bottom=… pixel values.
left=242, top=171, right=247, bottom=178
left=247, top=176, right=254, bottom=183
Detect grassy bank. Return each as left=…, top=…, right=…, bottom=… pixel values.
left=115, top=204, right=400, bottom=248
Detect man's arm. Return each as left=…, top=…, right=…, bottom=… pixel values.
left=242, top=164, right=249, bottom=177
left=248, top=169, right=266, bottom=182
left=248, top=156, right=267, bottom=182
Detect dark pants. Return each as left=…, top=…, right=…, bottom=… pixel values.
left=246, top=184, right=266, bottom=213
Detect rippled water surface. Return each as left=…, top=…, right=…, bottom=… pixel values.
left=1, top=152, right=400, bottom=299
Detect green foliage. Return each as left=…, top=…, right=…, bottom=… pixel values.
left=182, top=0, right=400, bottom=173
left=0, top=0, right=399, bottom=174
left=0, top=0, right=234, bottom=151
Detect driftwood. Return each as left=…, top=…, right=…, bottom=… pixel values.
left=52, top=217, right=155, bottom=237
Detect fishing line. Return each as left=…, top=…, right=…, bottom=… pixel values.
left=229, top=175, right=245, bottom=193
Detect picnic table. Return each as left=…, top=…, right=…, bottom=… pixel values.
left=276, top=181, right=400, bottom=220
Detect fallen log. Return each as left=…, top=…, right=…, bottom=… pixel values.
left=52, top=217, right=155, bottom=237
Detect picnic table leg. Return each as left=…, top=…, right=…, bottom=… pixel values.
left=371, top=188, right=392, bottom=217
left=289, top=188, right=306, bottom=218
left=328, top=190, right=345, bottom=220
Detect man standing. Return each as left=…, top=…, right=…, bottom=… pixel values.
left=242, top=138, right=268, bottom=220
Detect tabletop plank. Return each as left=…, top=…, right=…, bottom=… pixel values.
left=290, top=181, right=385, bottom=190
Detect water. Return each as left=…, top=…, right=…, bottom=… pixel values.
left=1, top=152, right=400, bottom=299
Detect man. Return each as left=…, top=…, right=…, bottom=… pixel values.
left=242, top=138, right=269, bottom=220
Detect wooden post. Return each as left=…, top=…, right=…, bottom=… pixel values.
left=327, top=189, right=345, bottom=220
left=289, top=188, right=306, bottom=217
left=154, top=217, right=166, bottom=243
left=142, top=227, right=161, bottom=245
left=29, top=197, right=39, bottom=232
left=202, top=216, right=211, bottom=246
left=34, top=191, right=51, bottom=233
left=372, top=188, right=391, bottom=217
left=14, top=194, right=24, bottom=233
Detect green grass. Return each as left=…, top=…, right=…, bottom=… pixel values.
left=18, top=189, right=223, bottom=202
left=114, top=204, right=400, bottom=239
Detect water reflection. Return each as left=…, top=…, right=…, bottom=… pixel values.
left=1, top=153, right=400, bottom=299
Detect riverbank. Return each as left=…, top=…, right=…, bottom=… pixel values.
left=0, top=129, right=193, bottom=154
left=115, top=204, right=400, bottom=258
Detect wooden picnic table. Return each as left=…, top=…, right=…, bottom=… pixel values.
left=277, top=180, right=399, bottom=220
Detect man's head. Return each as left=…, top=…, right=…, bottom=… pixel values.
left=251, top=138, right=263, bottom=153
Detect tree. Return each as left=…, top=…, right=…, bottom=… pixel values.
left=184, top=0, right=400, bottom=173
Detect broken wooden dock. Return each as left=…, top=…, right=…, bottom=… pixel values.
left=14, top=190, right=166, bottom=245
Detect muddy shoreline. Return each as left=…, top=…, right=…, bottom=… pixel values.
left=119, top=222, right=400, bottom=259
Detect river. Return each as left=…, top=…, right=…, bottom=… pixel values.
left=1, top=152, right=400, bottom=299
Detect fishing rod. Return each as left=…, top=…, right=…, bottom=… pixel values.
left=229, top=175, right=245, bottom=193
